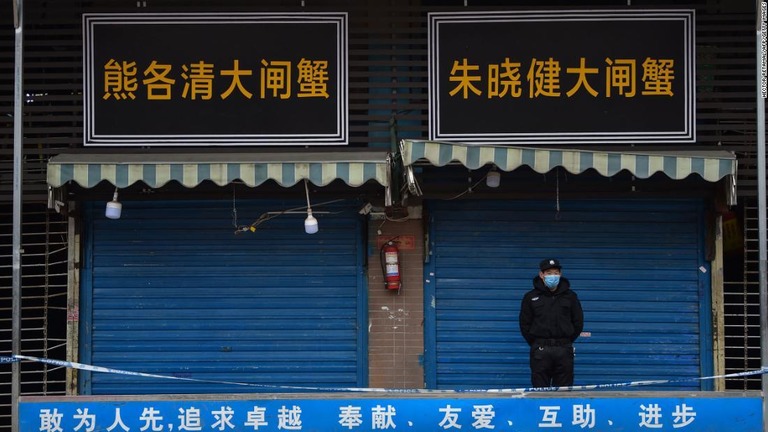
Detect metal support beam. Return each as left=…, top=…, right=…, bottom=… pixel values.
left=756, top=2, right=768, bottom=431
left=12, top=1, right=24, bottom=432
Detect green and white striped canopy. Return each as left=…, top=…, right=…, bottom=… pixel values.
left=47, top=151, right=391, bottom=189
left=401, top=139, right=737, bottom=183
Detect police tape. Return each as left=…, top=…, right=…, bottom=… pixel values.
left=3, top=354, right=768, bottom=394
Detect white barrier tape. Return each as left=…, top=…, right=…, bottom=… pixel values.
left=5, top=354, right=768, bottom=394
left=509, top=367, right=768, bottom=393
left=6, top=355, right=428, bottom=394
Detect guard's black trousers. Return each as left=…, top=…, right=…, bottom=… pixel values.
left=529, top=344, right=574, bottom=388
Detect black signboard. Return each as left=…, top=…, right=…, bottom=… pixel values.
left=84, top=13, right=347, bottom=146
left=428, top=10, right=695, bottom=144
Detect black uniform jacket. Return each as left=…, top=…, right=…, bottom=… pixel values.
left=519, top=276, right=584, bottom=346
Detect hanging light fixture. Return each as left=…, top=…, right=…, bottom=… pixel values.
left=486, top=166, right=501, bottom=188
left=105, top=188, right=122, bottom=219
left=303, top=179, right=318, bottom=234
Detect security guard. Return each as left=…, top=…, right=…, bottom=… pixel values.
left=519, top=258, right=584, bottom=388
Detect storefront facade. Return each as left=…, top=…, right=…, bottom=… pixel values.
left=2, top=1, right=765, bottom=431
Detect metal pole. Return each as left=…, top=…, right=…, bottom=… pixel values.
left=12, top=1, right=24, bottom=432
left=756, top=2, right=768, bottom=431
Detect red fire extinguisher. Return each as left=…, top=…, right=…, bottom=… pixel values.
left=380, top=240, right=401, bottom=291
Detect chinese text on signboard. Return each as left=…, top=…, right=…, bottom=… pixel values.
left=83, top=13, right=347, bottom=146
left=20, top=396, right=761, bottom=431
left=428, top=10, right=695, bottom=144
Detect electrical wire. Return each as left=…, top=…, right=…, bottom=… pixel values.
left=234, top=198, right=347, bottom=234
left=231, top=186, right=238, bottom=228
left=445, top=171, right=492, bottom=201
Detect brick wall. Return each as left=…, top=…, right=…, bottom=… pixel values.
left=367, top=215, right=424, bottom=389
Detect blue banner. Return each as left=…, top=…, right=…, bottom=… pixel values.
left=20, top=396, right=761, bottom=431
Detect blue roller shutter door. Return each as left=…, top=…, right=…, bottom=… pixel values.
left=425, top=199, right=711, bottom=391
left=80, top=199, right=366, bottom=394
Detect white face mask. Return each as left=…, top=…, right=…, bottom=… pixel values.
left=543, top=274, right=560, bottom=289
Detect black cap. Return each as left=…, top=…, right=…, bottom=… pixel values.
left=539, top=258, right=561, bottom=271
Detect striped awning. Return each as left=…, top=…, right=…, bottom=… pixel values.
left=401, top=139, right=737, bottom=183
left=47, top=151, right=391, bottom=189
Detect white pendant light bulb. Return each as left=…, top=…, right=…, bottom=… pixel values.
left=105, top=189, right=122, bottom=219
left=486, top=169, right=501, bottom=188
left=303, top=179, right=318, bottom=234
left=304, top=210, right=319, bottom=234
